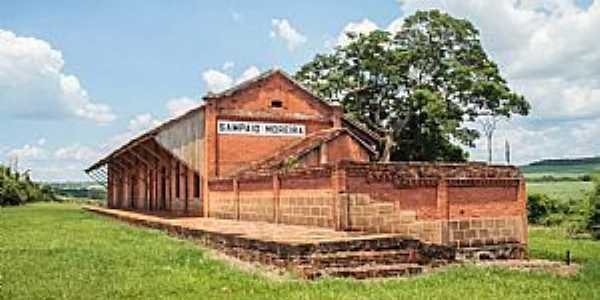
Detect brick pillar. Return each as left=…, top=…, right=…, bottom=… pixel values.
left=170, top=161, right=177, bottom=211
left=150, top=169, right=156, bottom=211
left=273, top=174, right=280, bottom=223
left=332, top=164, right=348, bottom=231
left=106, top=167, right=113, bottom=208
left=157, top=166, right=163, bottom=210
left=144, top=167, right=149, bottom=210
left=203, top=99, right=218, bottom=217
left=179, top=164, right=187, bottom=213
left=138, top=167, right=144, bottom=210
left=436, top=179, right=449, bottom=245
left=123, top=173, right=129, bottom=209
left=187, top=168, right=195, bottom=215
left=518, top=178, right=528, bottom=247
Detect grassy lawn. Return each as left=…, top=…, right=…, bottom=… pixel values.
left=1, top=203, right=600, bottom=299
left=522, top=163, right=600, bottom=176
left=527, top=181, right=594, bottom=201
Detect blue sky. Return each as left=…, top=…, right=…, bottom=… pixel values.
left=1, top=0, right=600, bottom=181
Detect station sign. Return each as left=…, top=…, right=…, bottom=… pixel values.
left=217, top=120, right=306, bottom=137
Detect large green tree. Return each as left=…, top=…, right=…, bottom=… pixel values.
left=296, top=10, right=530, bottom=162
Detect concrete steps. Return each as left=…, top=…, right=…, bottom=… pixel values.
left=308, top=249, right=417, bottom=268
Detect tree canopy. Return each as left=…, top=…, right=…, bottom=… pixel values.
left=295, top=10, right=530, bottom=162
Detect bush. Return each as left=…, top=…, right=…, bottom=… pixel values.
left=527, top=192, right=587, bottom=231
left=587, top=176, right=600, bottom=236
left=0, top=165, right=57, bottom=206
left=527, top=193, right=570, bottom=224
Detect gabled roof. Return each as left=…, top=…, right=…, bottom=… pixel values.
left=203, top=68, right=332, bottom=108
left=87, top=68, right=380, bottom=173
left=342, top=115, right=384, bottom=143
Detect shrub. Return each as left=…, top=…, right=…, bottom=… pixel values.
left=527, top=193, right=568, bottom=223
left=587, top=176, right=600, bottom=235
left=0, top=165, right=57, bottom=206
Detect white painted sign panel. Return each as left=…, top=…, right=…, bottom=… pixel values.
left=217, top=120, right=306, bottom=137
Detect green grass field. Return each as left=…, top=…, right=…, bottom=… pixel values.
left=521, top=163, right=600, bottom=176
left=1, top=203, right=600, bottom=299
left=527, top=181, right=594, bottom=201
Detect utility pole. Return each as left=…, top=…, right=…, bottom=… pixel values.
left=479, top=115, right=498, bottom=164
left=505, top=139, right=511, bottom=165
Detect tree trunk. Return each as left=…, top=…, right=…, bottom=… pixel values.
left=379, top=133, right=395, bottom=162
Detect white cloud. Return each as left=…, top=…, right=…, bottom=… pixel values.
left=6, top=144, right=47, bottom=161
left=127, top=113, right=161, bottom=133
left=166, top=97, right=200, bottom=117
left=202, top=69, right=234, bottom=93
left=222, top=61, right=235, bottom=70
left=393, top=0, right=600, bottom=121
left=324, top=1, right=600, bottom=162
left=100, top=113, right=161, bottom=157
left=236, top=66, right=261, bottom=84
left=0, top=29, right=116, bottom=124
left=468, top=117, right=600, bottom=165
left=54, top=144, right=100, bottom=162
left=270, top=19, right=307, bottom=51
left=202, top=65, right=261, bottom=93
left=336, top=19, right=379, bottom=46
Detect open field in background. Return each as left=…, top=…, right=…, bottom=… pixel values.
left=527, top=181, right=594, bottom=201
left=1, top=203, right=599, bottom=300
left=521, top=163, right=600, bottom=176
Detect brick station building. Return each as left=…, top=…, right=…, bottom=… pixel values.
left=87, top=69, right=528, bottom=250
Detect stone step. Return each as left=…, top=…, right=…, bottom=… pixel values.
left=305, top=263, right=423, bottom=279
left=309, top=249, right=419, bottom=268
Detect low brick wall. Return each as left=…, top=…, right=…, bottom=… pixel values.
left=207, top=168, right=335, bottom=225
left=207, top=161, right=527, bottom=249
left=279, top=189, right=334, bottom=227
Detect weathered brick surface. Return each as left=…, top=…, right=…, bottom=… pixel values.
left=279, top=189, right=334, bottom=227
left=448, top=216, right=525, bottom=247
left=207, top=171, right=336, bottom=226
left=207, top=72, right=338, bottom=177
left=209, top=191, right=236, bottom=219
left=239, top=191, right=275, bottom=222
left=206, top=161, right=528, bottom=249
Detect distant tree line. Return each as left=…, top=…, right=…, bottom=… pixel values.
left=52, top=187, right=106, bottom=201
left=0, top=165, right=57, bottom=206
left=528, top=157, right=600, bottom=167
left=527, top=174, right=593, bottom=183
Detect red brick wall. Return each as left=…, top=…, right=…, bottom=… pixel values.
left=327, top=134, right=370, bottom=162
left=279, top=189, right=334, bottom=227
left=206, top=72, right=339, bottom=177
left=448, top=186, right=522, bottom=219
left=217, top=121, right=333, bottom=176
left=206, top=161, right=527, bottom=247
left=216, top=73, right=333, bottom=117
left=207, top=168, right=335, bottom=226
left=337, top=162, right=527, bottom=246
